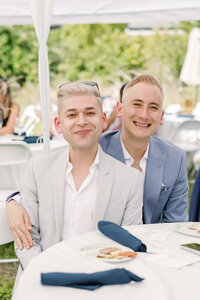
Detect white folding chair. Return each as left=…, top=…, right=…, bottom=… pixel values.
left=0, top=203, right=19, bottom=263
left=0, top=141, right=32, bottom=257
left=171, top=120, right=200, bottom=174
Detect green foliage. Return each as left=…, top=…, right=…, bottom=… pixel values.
left=0, top=26, right=38, bottom=84
left=0, top=277, right=14, bottom=300
left=48, top=24, right=145, bottom=84
left=0, top=22, right=199, bottom=88
left=0, top=243, right=16, bottom=259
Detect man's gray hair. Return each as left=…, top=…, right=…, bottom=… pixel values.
left=57, top=81, right=102, bottom=114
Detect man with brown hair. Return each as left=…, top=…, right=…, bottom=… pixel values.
left=99, top=74, right=188, bottom=224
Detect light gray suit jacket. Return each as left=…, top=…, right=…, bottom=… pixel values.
left=99, top=131, right=189, bottom=224
left=16, top=146, right=143, bottom=269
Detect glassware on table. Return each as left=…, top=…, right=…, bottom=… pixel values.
left=14, top=117, right=25, bottom=137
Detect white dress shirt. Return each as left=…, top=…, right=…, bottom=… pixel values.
left=120, top=139, right=149, bottom=181
left=61, top=148, right=99, bottom=240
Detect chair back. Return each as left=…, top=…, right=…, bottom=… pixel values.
left=0, top=201, right=13, bottom=245
left=171, top=120, right=200, bottom=149
left=0, top=141, right=32, bottom=191
left=171, top=120, right=200, bottom=172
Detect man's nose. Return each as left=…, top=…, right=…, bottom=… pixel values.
left=76, top=113, right=88, bottom=126
left=139, top=107, right=149, bottom=119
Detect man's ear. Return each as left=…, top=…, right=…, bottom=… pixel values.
left=116, top=101, right=122, bottom=118
left=102, top=112, right=108, bottom=131
left=54, top=115, right=62, bottom=134
left=160, top=110, right=164, bottom=125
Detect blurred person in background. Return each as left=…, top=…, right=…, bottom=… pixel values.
left=0, top=79, right=19, bottom=135
left=104, top=83, right=127, bottom=131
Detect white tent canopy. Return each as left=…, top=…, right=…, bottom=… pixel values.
left=1, top=0, right=200, bottom=154
left=1, top=0, right=200, bottom=26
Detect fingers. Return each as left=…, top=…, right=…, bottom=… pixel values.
left=6, top=200, right=33, bottom=250
left=24, top=211, right=32, bottom=231
left=12, top=230, right=24, bottom=250
left=10, top=223, right=33, bottom=250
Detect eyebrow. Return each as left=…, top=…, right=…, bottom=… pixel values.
left=132, top=99, right=161, bottom=107
left=65, top=107, right=97, bottom=113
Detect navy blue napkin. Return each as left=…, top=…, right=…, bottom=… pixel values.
left=98, top=221, right=146, bottom=252
left=41, top=268, right=144, bottom=290
left=22, top=136, right=53, bottom=144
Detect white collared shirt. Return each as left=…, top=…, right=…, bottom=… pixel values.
left=120, top=139, right=149, bottom=181
left=61, top=148, right=99, bottom=240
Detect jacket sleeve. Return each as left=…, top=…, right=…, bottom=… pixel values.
left=15, top=159, right=42, bottom=270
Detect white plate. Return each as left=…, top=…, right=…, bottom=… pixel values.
left=80, top=243, right=136, bottom=262
left=175, top=222, right=200, bottom=237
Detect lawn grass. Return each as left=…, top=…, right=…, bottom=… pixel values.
left=0, top=243, right=18, bottom=300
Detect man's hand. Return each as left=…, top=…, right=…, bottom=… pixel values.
left=6, top=200, right=33, bottom=250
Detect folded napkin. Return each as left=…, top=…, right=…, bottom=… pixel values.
left=98, top=221, right=146, bottom=252
left=23, top=136, right=53, bottom=144
left=41, top=268, right=144, bottom=290
left=145, top=248, right=200, bottom=269
left=23, top=136, right=40, bottom=144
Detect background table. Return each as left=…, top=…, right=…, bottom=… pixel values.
left=29, top=139, right=68, bottom=157
left=0, top=135, right=68, bottom=157
left=14, top=223, right=200, bottom=300
left=157, top=115, right=196, bottom=142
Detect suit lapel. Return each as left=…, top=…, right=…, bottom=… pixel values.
left=105, top=131, right=125, bottom=163
left=52, top=149, right=68, bottom=241
left=143, top=137, right=166, bottom=223
left=93, top=147, right=113, bottom=227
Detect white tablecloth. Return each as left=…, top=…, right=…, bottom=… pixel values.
left=28, top=139, right=68, bottom=157
left=0, top=135, right=68, bottom=157
left=14, top=223, right=200, bottom=300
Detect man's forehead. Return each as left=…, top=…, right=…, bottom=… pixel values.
left=123, top=83, right=163, bottom=103
left=60, top=94, right=102, bottom=111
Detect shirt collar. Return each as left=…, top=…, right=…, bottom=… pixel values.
left=120, top=137, right=149, bottom=166
left=66, top=146, right=100, bottom=175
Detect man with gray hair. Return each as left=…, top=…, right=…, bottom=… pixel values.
left=10, top=81, right=143, bottom=269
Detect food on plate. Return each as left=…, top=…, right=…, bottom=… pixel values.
left=97, top=247, right=137, bottom=259
left=188, top=223, right=200, bottom=233
left=99, top=247, right=120, bottom=255
left=117, top=251, right=137, bottom=257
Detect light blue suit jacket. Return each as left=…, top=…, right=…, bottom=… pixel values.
left=99, top=130, right=189, bottom=224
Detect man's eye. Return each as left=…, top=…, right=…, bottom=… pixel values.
left=133, top=103, right=141, bottom=107
left=87, top=112, right=95, bottom=115
left=67, top=114, right=76, bottom=118
left=150, top=106, right=159, bottom=110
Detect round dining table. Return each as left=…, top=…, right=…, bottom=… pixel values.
left=14, top=223, right=200, bottom=300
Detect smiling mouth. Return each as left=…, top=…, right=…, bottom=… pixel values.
left=75, top=130, right=92, bottom=136
left=134, top=122, right=151, bottom=128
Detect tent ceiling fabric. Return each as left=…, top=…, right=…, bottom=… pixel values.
left=1, top=0, right=200, bottom=26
